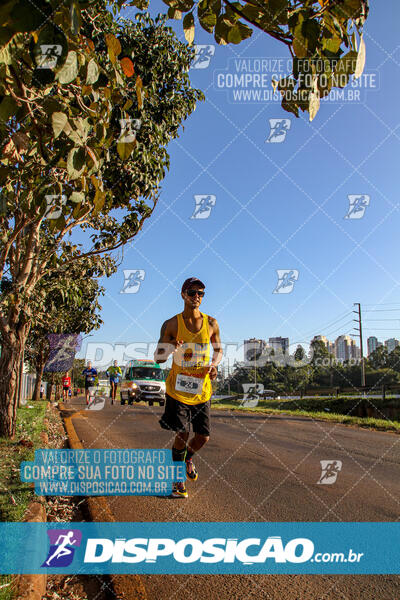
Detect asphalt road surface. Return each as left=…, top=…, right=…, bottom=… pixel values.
left=67, top=397, right=400, bottom=600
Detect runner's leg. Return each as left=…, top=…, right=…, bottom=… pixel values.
left=186, top=401, right=210, bottom=481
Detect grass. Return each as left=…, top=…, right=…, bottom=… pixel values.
left=0, top=401, right=47, bottom=600
left=211, top=400, right=400, bottom=433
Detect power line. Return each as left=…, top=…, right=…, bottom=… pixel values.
left=364, top=308, right=400, bottom=312
left=323, top=320, right=355, bottom=338
left=299, top=309, right=352, bottom=339
left=363, top=303, right=400, bottom=308
left=363, top=318, right=400, bottom=321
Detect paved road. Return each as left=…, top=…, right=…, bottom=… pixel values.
left=67, top=398, right=400, bottom=600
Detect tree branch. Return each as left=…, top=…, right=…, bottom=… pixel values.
left=221, top=0, right=293, bottom=47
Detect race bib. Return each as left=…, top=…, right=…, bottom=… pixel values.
left=86, top=376, right=94, bottom=383
left=175, top=373, right=204, bottom=395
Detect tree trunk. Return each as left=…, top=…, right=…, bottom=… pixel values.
left=33, top=360, right=45, bottom=402
left=32, top=343, right=49, bottom=402
left=0, top=331, right=26, bottom=438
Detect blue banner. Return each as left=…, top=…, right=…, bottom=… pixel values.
left=0, top=522, right=399, bottom=574
left=20, top=449, right=184, bottom=496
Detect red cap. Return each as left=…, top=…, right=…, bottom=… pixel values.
left=181, top=277, right=205, bottom=293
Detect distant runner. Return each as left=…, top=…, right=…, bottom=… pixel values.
left=82, top=361, right=98, bottom=406
left=154, top=277, right=222, bottom=498
left=62, top=372, right=71, bottom=403
left=106, top=360, right=123, bottom=404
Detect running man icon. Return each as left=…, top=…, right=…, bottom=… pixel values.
left=42, top=529, right=82, bottom=567
left=191, top=195, right=216, bottom=219
left=344, top=194, right=370, bottom=219
left=273, top=269, right=299, bottom=294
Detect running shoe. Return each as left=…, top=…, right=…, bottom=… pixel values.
left=171, top=482, right=188, bottom=498
left=185, top=458, right=198, bottom=481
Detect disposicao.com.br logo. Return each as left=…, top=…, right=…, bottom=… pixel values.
left=1, top=522, right=392, bottom=575
left=49, top=534, right=363, bottom=569
left=42, top=531, right=364, bottom=568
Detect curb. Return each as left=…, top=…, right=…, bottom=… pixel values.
left=14, top=403, right=51, bottom=600
left=14, top=497, right=47, bottom=600
left=59, top=403, right=148, bottom=600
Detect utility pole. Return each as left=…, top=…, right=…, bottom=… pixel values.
left=353, top=303, right=366, bottom=388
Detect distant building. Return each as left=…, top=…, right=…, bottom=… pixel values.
left=268, top=337, right=289, bottom=354
left=367, top=336, right=381, bottom=356
left=335, top=335, right=360, bottom=361
left=243, top=338, right=267, bottom=363
left=311, top=335, right=335, bottom=355
left=385, top=338, right=400, bottom=353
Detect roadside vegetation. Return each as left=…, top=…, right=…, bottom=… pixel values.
left=0, top=400, right=47, bottom=600
left=212, top=396, right=400, bottom=433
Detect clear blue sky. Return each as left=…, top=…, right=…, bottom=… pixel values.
left=78, top=1, right=400, bottom=365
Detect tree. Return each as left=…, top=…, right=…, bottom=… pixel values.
left=25, top=254, right=109, bottom=402
left=156, top=0, right=369, bottom=120
left=73, top=358, right=86, bottom=390
left=0, top=3, right=202, bottom=436
left=385, top=346, right=400, bottom=373
left=367, top=346, right=389, bottom=370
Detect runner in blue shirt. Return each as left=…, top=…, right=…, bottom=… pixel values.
left=82, top=361, right=98, bottom=405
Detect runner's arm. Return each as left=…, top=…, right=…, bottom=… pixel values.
left=209, top=317, right=223, bottom=380
left=154, top=318, right=182, bottom=364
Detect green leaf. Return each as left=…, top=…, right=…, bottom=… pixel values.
left=93, top=189, right=106, bottom=214
left=56, top=51, right=78, bottom=84
left=198, top=11, right=217, bottom=33
left=67, top=146, right=86, bottom=179
left=332, top=50, right=357, bottom=87
left=52, top=112, right=69, bottom=138
left=331, top=0, right=364, bottom=21
left=268, top=0, right=288, bottom=25
left=167, top=7, right=182, bottom=19
left=214, top=16, right=230, bottom=45
left=171, top=0, right=194, bottom=11
left=227, top=22, right=252, bottom=45
left=117, top=140, right=136, bottom=160
left=86, top=58, right=99, bottom=85
left=70, top=191, right=85, bottom=204
left=105, top=33, right=121, bottom=64
left=0, top=96, right=18, bottom=123
left=293, top=18, right=320, bottom=58
left=136, top=75, right=144, bottom=109
left=70, top=2, right=82, bottom=35
left=323, top=35, right=342, bottom=54
left=183, top=13, right=195, bottom=46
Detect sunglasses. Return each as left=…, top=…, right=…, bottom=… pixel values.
left=186, top=289, right=205, bottom=297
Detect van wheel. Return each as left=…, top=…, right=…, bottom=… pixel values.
left=148, top=401, right=153, bottom=406
left=159, top=401, right=165, bottom=406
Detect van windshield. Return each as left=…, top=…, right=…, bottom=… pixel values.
left=126, top=367, right=165, bottom=381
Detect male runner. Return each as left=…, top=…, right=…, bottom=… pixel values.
left=154, top=277, right=222, bottom=498
left=82, top=361, right=98, bottom=405
left=62, top=372, right=71, bottom=403
left=106, top=360, right=123, bottom=404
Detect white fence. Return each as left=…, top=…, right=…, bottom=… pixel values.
left=19, top=373, right=47, bottom=404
